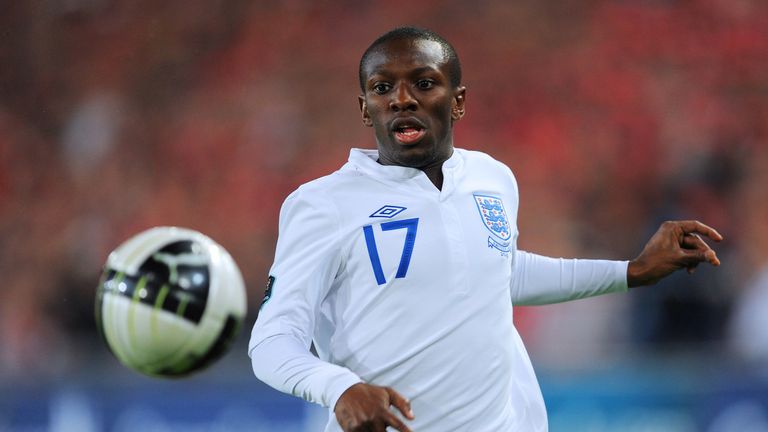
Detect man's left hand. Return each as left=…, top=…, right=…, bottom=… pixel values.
left=627, top=220, right=723, bottom=287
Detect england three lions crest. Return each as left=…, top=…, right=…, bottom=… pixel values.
left=473, top=194, right=511, bottom=254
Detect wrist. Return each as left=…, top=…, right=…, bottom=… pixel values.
left=627, top=258, right=659, bottom=288
left=626, top=259, right=644, bottom=288
left=332, top=380, right=365, bottom=413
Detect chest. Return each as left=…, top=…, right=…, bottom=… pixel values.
left=334, top=182, right=518, bottom=302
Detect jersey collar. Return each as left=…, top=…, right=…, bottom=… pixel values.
left=345, top=148, right=465, bottom=199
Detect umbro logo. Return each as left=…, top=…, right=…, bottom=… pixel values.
left=370, top=205, right=406, bottom=218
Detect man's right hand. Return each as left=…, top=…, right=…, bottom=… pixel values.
left=334, top=383, right=415, bottom=432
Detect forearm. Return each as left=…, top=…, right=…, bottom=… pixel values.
left=249, top=330, right=362, bottom=409
left=510, top=250, right=628, bottom=306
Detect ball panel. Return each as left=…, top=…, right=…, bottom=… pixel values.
left=100, top=273, right=141, bottom=367
left=156, top=314, right=243, bottom=377
left=104, top=293, right=142, bottom=368
left=205, top=243, right=247, bottom=319
left=100, top=244, right=210, bottom=326
left=139, top=239, right=210, bottom=322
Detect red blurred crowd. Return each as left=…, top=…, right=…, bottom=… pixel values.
left=1, top=0, right=767, bottom=377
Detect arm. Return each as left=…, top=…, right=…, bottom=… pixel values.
left=510, top=251, right=628, bottom=306
left=510, top=220, right=723, bottom=305
left=248, top=189, right=414, bottom=432
left=248, top=189, right=361, bottom=409
left=249, top=334, right=363, bottom=408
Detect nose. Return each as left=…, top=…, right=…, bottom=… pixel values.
left=389, top=84, right=417, bottom=112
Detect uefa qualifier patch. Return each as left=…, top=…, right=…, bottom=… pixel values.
left=261, top=275, right=275, bottom=309
left=473, top=194, right=511, bottom=254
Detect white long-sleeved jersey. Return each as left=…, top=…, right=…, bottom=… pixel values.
left=248, top=148, right=628, bottom=431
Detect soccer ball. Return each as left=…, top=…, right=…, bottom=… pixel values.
left=95, top=227, right=247, bottom=377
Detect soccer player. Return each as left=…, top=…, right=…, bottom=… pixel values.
left=248, top=27, right=722, bottom=432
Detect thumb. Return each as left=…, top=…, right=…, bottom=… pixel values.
left=385, top=387, right=414, bottom=420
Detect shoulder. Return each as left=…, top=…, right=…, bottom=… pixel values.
left=456, top=148, right=518, bottom=189
left=292, top=172, right=339, bottom=198
left=458, top=148, right=513, bottom=171
left=286, top=168, right=360, bottom=205
left=279, top=167, right=367, bottom=223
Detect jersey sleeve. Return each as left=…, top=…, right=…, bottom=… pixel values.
left=248, top=188, right=362, bottom=409
left=509, top=250, right=629, bottom=306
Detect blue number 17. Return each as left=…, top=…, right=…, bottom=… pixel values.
left=362, top=218, right=419, bottom=285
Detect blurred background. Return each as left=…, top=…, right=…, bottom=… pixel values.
left=2, top=0, right=768, bottom=430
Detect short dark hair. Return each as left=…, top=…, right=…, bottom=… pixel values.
left=358, top=26, right=462, bottom=92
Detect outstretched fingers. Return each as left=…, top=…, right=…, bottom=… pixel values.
left=681, top=233, right=720, bottom=269
left=386, top=387, right=415, bottom=420
left=628, top=220, right=723, bottom=287
left=382, top=412, right=412, bottom=432
left=335, top=383, right=414, bottom=432
left=676, top=220, right=723, bottom=242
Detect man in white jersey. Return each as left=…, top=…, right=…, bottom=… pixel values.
left=248, top=27, right=722, bottom=432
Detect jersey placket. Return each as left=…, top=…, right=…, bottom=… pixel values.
left=432, top=160, right=470, bottom=298
left=438, top=197, right=470, bottom=297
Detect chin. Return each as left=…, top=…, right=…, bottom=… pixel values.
left=390, top=144, right=436, bottom=168
left=377, top=135, right=450, bottom=168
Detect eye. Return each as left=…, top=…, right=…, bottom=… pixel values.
left=416, top=79, right=435, bottom=90
left=372, top=83, right=391, bottom=94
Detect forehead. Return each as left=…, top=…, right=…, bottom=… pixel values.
left=363, top=38, right=448, bottom=77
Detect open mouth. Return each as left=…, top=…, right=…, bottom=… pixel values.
left=392, top=118, right=427, bottom=145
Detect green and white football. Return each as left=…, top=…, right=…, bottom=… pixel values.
left=95, top=227, right=246, bottom=377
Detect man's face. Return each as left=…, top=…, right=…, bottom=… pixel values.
left=359, top=38, right=465, bottom=169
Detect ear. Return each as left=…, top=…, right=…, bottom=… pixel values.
left=359, top=95, right=373, bottom=127
left=451, top=86, right=466, bottom=121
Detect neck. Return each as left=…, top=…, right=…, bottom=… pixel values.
left=375, top=145, right=453, bottom=190
left=422, top=164, right=444, bottom=190
left=421, top=145, right=453, bottom=190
